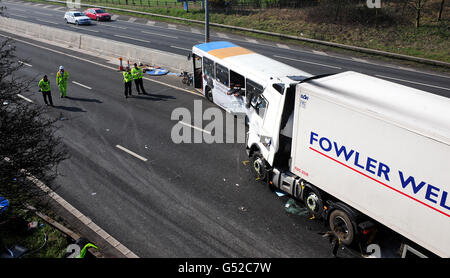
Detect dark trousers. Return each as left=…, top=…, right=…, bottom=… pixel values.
left=42, top=91, right=53, bottom=105
left=134, top=78, right=146, bottom=94
left=124, top=81, right=132, bottom=97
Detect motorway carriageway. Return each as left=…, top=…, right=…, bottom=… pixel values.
left=2, top=0, right=450, bottom=99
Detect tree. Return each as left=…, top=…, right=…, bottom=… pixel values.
left=438, top=0, right=445, bottom=21
left=407, top=0, right=429, bottom=29
left=0, top=38, right=68, bottom=209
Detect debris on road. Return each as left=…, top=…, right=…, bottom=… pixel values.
left=275, top=190, right=286, bottom=197
left=284, top=198, right=309, bottom=216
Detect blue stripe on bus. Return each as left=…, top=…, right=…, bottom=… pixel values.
left=194, top=41, right=238, bottom=53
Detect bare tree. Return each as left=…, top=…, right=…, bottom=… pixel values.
left=438, top=0, right=445, bottom=21
left=0, top=39, right=68, bottom=209
left=407, top=0, right=429, bottom=28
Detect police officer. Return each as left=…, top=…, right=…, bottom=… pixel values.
left=131, top=63, right=147, bottom=95
left=56, top=66, right=69, bottom=98
left=38, top=75, right=54, bottom=106
left=123, top=67, right=133, bottom=98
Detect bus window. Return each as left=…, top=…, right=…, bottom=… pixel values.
left=215, top=63, right=229, bottom=86
left=230, top=70, right=245, bottom=89
left=203, top=57, right=214, bottom=78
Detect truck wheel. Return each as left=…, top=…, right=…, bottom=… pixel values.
left=304, top=187, right=324, bottom=218
left=251, top=151, right=267, bottom=182
left=329, top=209, right=355, bottom=246
left=205, top=87, right=213, bottom=102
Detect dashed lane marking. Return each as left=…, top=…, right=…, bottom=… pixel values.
left=17, top=94, right=33, bottom=103
left=72, top=81, right=92, bottom=90
left=116, top=145, right=148, bottom=162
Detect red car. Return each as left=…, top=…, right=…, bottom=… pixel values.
left=84, top=8, right=111, bottom=21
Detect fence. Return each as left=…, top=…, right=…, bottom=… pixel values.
left=74, top=0, right=319, bottom=10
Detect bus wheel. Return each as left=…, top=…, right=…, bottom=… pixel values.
left=304, top=187, right=324, bottom=218
left=329, top=209, right=355, bottom=246
left=205, top=87, right=213, bottom=102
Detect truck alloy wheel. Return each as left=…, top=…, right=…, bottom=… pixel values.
left=329, top=209, right=355, bottom=246
left=305, top=189, right=323, bottom=218
left=251, top=152, right=266, bottom=181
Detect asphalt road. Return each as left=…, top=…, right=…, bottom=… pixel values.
left=2, top=31, right=363, bottom=258
left=2, top=0, right=450, bottom=99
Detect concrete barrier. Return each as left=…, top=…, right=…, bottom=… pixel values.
left=0, top=16, right=191, bottom=72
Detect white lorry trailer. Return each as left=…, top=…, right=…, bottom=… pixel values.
left=246, top=71, right=450, bottom=258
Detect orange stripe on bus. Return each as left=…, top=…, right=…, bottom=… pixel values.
left=208, top=47, right=254, bottom=59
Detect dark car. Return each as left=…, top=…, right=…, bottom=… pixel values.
left=84, top=8, right=111, bottom=21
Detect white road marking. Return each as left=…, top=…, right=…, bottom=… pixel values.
left=141, top=31, right=178, bottom=39
left=352, top=57, right=368, bottom=63
left=111, top=15, right=119, bottom=20
left=34, top=3, right=43, bottom=6
left=313, top=50, right=328, bottom=56
left=114, top=34, right=150, bottom=43
left=127, top=17, right=136, bottom=22
left=146, top=20, right=155, bottom=26
left=116, top=145, right=148, bottom=162
left=36, top=19, right=59, bottom=25
left=53, top=6, right=65, bottom=10
left=178, top=121, right=211, bottom=135
left=191, top=28, right=202, bottom=34
left=170, top=45, right=191, bottom=51
left=274, top=55, right=342, bottom=69
left=168, top=24, right=177, bottom=30
left=18, top=60, right=32, bottom=67
left=375, top=75, right=450, bottom=91
left=43, top=5, right=53, bottom=8
left=397, top=66, right=416, bottom=72
left=72, top=81, right=92, bottom=90
left=216, top=32, right=229, bottom=39
left=245, top=38, right=258, bottom=43
left=277, top=43, right=290, bottom=49
left=17, top=94, right=33, bottom=103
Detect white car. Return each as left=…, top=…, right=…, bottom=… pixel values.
left=64, top=11, right=92, bottom=25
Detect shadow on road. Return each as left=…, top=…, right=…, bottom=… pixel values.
left=52, top=105, right=86, bottom=113
left=132, top=95, right=169, bottom=101
left=144, top=93, right=176, bottom=100
left=65, top=96, right=103, bottom=103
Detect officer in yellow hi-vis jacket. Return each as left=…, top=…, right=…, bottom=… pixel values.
left=131, top=63, right=147, bottom=95
left=123, top=67, right=133, bottom=99
left=38, top=75, right=54, bottom=106
left=56, top=65, right=69, bottom=98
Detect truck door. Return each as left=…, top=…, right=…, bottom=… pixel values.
left=259, top=82, right=286, bottom=165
